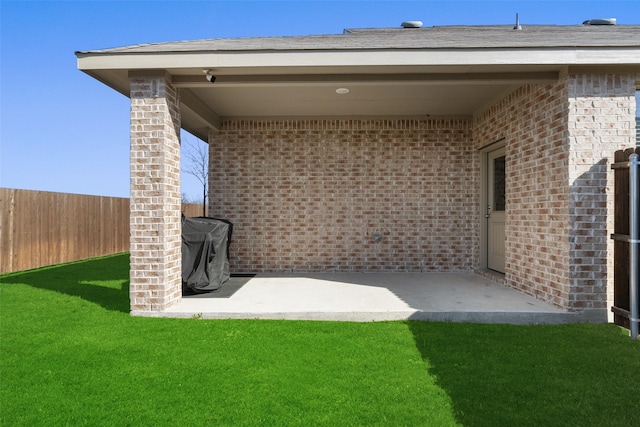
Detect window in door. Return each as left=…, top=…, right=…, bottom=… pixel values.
left=492, top=155, right=506, bottom=212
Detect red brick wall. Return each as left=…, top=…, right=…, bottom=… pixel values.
left=209, top=120, right=476, bottom=273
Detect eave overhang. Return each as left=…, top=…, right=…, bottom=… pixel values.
left=77, top=27, right=640, bottom=141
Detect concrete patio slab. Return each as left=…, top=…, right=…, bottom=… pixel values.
left=135, top=272, right=602, bottom=324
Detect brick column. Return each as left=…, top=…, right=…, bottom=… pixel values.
left=129, top=71, right=182, bottom=313
left=567, top=73, right=636, bottom=318
left=207, top=128, right=218, bottom=217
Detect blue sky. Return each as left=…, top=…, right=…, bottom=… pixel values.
left=1, top=0, right=639, bottom=199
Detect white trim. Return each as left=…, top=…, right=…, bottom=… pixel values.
left=170, top=71, right=559, bottom=88
left=77, top=48, right=640, bottom=71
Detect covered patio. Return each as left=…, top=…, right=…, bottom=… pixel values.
left=156, top=272, right=588, bottom=324
left=76, top=23, right=640, bottom=322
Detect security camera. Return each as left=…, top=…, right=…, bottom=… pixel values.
left=205, top=73, right=216, bottom=84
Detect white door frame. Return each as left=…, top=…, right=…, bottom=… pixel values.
left=479, top=140, right=506, bottom=273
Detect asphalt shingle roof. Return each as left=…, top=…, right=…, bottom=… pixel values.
left=79, top=25, right=640, bottom=54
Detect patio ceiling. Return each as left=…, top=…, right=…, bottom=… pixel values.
left=77, top=24, right=640, bottom=141
left=81, top=64, right=562, bottom=141
left=171, top=67, right=559, bottom=118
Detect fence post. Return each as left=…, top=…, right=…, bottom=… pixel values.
left=629, top=153, right=639, bottom=340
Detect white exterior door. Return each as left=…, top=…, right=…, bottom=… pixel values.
left=487, top=146, right=506, bottom=273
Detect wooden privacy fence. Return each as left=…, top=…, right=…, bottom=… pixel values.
left=0, top=188, right=205, bottom=274
left=611, top=148, right=640, bottom=339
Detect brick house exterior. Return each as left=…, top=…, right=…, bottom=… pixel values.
left=77, top=24, right=640, bottom=319
left=474, top=74, right=637, bottom=312
left=129, top=71, right=182, bottom=311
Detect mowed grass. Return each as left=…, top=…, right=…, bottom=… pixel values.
left=1, top=254, right=639, bottom=426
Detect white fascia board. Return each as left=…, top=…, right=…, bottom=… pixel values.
left=77, top=47, right=640, bottom=71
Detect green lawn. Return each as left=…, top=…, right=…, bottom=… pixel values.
left=1, top=254, right=639, bottom=426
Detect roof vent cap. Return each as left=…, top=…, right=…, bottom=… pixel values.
left=401, top=21, right=423, bottom=28
left=583, top=18, right=616, bottom=25
left=513, top=13, right=522, bottom=30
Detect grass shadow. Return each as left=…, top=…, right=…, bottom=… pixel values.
left=0, top=253, right=130, bottom=313
left=407, top=321, right=640, bottom=426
